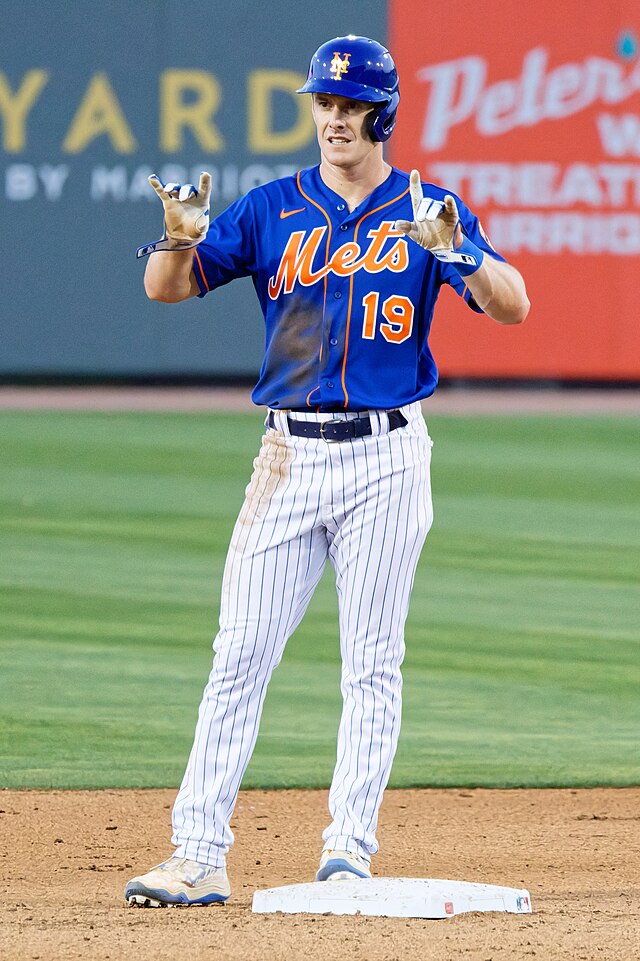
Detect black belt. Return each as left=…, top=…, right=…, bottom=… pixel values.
left=266, top=409, right=407, bottom=442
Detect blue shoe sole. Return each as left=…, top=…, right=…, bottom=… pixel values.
left=316, top=859, right=371, bottom=882
left=125, top=883, right=229, bottom=906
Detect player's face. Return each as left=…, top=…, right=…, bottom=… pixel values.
left=312, top=93, right=378, bottom=168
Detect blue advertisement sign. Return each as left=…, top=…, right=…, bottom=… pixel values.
left=0, top=1, right=385, bottom=377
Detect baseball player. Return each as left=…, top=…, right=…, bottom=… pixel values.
left=125, top=35, right=529, bottom=906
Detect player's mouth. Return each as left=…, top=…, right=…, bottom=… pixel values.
left=327, top=136, right=351, bottom=144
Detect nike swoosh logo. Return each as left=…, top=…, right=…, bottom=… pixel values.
left=280, top=207, right=306, bottom=219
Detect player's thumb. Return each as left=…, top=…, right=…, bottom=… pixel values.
left=394, top=219, right=413, bottom=234
left=194, top=211, right=209, bottom=235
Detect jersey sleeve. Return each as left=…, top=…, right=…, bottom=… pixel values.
left=439, top=195, right=506, bottom=313
left=191, top=192, right=257, bottom=297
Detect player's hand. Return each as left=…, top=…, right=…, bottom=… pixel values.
left=136, top=172, right=212, bottom=259
left=395, top=169, right=459, bottom=253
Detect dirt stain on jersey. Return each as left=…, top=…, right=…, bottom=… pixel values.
left=263, top=296, right=325, bottom=399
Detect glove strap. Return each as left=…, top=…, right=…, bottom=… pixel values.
left=136, top=235, right=202, bottom=260
left=431, top=234, right=485, bottom=277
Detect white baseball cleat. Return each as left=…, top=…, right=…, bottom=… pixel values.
left=316, top=849, right=372, bottom=881
left=125, top=855, right=230, bottom=906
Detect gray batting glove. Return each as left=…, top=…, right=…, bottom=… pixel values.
left=136, top=172, right=212, bottom=259
left=395, top=169, right=458, bottom=253
left=396, top=169, right=483, bottom=271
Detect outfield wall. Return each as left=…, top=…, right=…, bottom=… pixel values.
left=1, top=1, right=639, bottom=380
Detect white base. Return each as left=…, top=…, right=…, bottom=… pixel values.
left=252, top=877, right=532, bottom=919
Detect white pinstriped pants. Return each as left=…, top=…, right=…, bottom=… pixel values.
left=171, top=401, right=433, bottom=867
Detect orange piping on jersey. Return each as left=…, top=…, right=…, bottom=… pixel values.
left=296, top=171, right=334, bottom=403
left=193, top=249, right=209, bottom=292
left=305, top=385, right=320, bottom=406
left=340, top=186, right=410, bottom=409
left=296, top=171, right=332, bottom=323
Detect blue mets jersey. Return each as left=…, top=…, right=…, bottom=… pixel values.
left=192, top=166, right=504, bottom=411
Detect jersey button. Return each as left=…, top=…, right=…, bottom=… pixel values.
left=334, top=291, right=342, bottom=299
left=327, top=381, right=334, bottom=388
left=337, top=203, right=346, bottom=211
left=340, top=224, right=349, bottom=231
left=330, top=338, right=338, bottom=346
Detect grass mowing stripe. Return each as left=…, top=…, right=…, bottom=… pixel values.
left=1, top=410, right=638, bottom=788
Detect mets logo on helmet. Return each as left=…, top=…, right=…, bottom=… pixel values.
left=330, top=52, right=351, bottom=79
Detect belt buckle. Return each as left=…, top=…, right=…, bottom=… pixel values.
left=319, top=418, right=344, bottom=442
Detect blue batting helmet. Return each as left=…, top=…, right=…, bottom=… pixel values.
left=297, top=35, right=400, bottom=142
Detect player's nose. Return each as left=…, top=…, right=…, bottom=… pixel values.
left=328, top=106, right=347, bottom=125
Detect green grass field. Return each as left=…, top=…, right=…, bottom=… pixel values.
left=1, top=410, right=638, bottom=789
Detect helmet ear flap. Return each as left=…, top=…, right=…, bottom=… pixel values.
left=365, top=105, right=382, bottom=142
left=369, top=91, right=400, bottom=142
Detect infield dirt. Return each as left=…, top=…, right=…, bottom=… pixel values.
left=1, top=787, right=638, bottom=961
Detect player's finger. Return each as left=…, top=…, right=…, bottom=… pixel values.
left=148, top=174, right=165, bottom=199
left=178, top=183, right=197, bottom=202
left=409, top=169, right=423, bottom=217
left=198, top=171, right=212, bottom=203
left=443, top=194, right=458, bottom=219
left=394, top=219, right=414, bottom=234
left=417, top=198, right=445, bottom=222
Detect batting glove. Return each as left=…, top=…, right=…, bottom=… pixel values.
left=396, top=169, right=484, bottom=276
left=136, top=172, right=212, bottom=259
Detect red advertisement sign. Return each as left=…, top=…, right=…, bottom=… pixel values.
left=390, top=0, right=640, bottom=379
